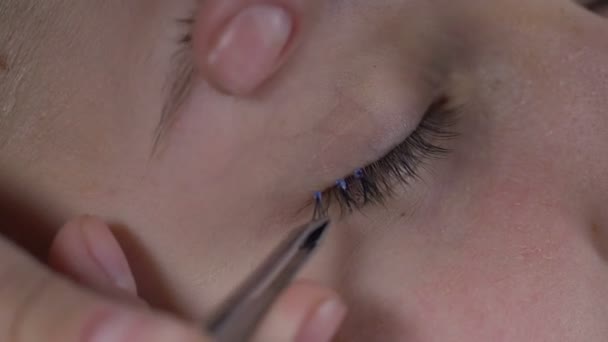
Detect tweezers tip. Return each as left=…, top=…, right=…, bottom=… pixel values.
left=300, top=219, right=330, bottom=251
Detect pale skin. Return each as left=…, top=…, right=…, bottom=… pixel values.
left=0, top=1, right=346, bottom=341
left=1, top=0, right=608, bottom=341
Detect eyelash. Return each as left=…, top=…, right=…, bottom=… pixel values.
left=584, top=0, right=608, bottom=12
left=177, top=17, right=194, bottom=45
left=315, top=96, right=458, bottom=216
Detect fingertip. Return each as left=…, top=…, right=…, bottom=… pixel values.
left=83, top=306, right=209, bottom=342
left=192, top=0, right=310, bottom=95
left=79, top=216, right=138, bottom=294
left=48, top=216, right=100, bottom=280
left=49, top=216, right=138, bottom=297
left=253, top=280, right=346, bottom=342
left=296, top=297, right=347, bottom=342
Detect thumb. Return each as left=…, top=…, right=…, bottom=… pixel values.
left=192, top=0, right=317, bottom=95
left=0, top=234, right=207, bottom=342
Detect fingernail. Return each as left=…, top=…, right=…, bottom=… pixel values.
left=208, top=4, right=293, bottom=94
left=297, top=298, right=347, bottom=342
left=89, top=310, right=203, bottom=342
left=81, top=218, right=137, bottom=293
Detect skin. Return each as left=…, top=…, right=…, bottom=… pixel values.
left=0, top=1, right=346, bottom=341
left=1, top=0, right=608, bottom=341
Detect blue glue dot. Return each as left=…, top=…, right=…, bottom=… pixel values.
left=354, top=169, right=364, bottom=178
left=337, top=179, right=348, bottom=190
left=314, top=192, right=322, bottom=201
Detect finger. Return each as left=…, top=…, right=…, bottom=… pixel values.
left=192, top=0, right=317, bottom=95
left=0, top=235, right=209, bottom=342
left=48, top=216, right=138, bottom=299
left=253, top=280, right=347, bottom=342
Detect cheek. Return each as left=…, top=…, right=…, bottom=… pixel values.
left=332, top=182, right=605, bottom=340
left=390, top=170, right=606, bottom=340
left=393, top=49, right=608, bottom=339
left=409, top=184, right=608, bottom=338
left=409, top=224, right=607, bottom=341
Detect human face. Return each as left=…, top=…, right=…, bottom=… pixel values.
left=3, top=0, right=608, bottom=340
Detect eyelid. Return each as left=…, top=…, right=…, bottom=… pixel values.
left=318, top=96, right=458, bottom=215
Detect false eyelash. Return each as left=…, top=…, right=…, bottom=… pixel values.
left=313, top=192, right=329, bottom=220
left=320, top=96, right=458, bottom=214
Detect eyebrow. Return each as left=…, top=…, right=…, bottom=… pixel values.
left=153, top=20, right=196, bottom=154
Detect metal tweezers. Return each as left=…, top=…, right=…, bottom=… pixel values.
left=205, top=218, right=331, bottom=342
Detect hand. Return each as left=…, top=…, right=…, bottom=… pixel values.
left=191, top=0, right=317, bottom=95
left=0, top=216, right=346, bottom=342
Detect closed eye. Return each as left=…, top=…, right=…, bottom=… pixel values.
left=315, top=96, right=459, bottom=216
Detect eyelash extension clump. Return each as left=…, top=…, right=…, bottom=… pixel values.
left=312, top=192, right=329, bottom=220
left=318, top=97, right=458, bottom=215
